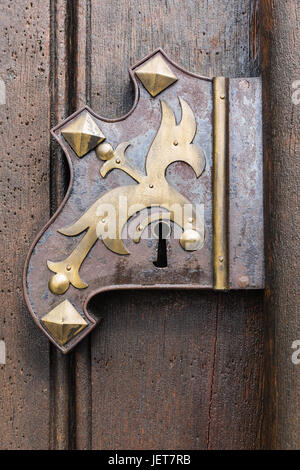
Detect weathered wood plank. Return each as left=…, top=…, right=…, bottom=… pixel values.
left=261, top=0, right=300, bottom=450
left=0, top=0, right=268, bottom=450
left=90, top=290, right=217, bottom=449
left=48, top=0, right=75, bottom=450
left=207, top=292, right=264, bottom=449
left=73, top=0, right=93, bottom=450
left=86, top=0, right=264, bottom=449
left=0, top=0, right=51, bottom=449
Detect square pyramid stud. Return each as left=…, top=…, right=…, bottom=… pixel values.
left=41, top=300, right=88, bottom=346
left=61, top=112, right=105, bottom=157
left=135, top=54, right=178, bottom=97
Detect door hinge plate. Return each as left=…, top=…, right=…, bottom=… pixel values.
left=24, top=48, right=264, bottom=353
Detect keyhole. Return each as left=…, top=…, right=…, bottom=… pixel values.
left=153, top=222, right=169, bottom=268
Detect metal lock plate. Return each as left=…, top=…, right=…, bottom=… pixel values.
left=24, top=49, right=264, bottom=353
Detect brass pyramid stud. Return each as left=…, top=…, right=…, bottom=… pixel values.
left=61, top=112, right=105, bottom=157
left=41, top=300, right=88, bottom=345
left=135, top=53, right=178, bottom=97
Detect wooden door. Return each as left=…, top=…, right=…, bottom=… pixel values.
left=0, top=0, right=299, bottom=450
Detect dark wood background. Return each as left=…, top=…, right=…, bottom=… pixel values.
left=0, top=0, right=299, bottom=450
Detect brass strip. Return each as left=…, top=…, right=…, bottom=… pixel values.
left=213, top=77, right=229, bottom=290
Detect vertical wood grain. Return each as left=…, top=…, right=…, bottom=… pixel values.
left=73, top=0, right=93, bottom=450
left=87, top=0, right=264, bottom=449
left=49, top=0, right=92, bottom=450
left=0, top=0, right=270, bottom=450
left=261, top=0, right=300, bottom=450
left=89, top=290, right=218, bottom=449
left=49, top=0, right=75, bottom=450
left=0, top=0, right=51, bottom=449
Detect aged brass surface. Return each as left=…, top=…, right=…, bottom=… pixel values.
left=47, top=227, right=97, bottom=289
left=41, top=300, right=88, bottom=345
left=213, top=77, right=228, bottom=290
left=49, top=273, right=70, bottom=295
left=100, top=141, right=143, bottom=182
left=24, top=49, right=264, bottom=353
left=180, top=229, right=203, bottom=251
left=96, top=141, right=115, bottom=161
left=135, top=54, right=178, bottom=97
left=61, top=112, right=105, bottom=157
left=47, top=97, right=205, bottom=291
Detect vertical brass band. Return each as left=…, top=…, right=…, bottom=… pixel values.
left=213, top=77, right=229, bottom=290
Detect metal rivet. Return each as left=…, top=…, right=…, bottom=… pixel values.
left=219, top=256, right=224, bottom=262
left=220, top=95, right=225, bottom=100
left=239, top=79, right=250, bottom=90
left=49, top=273, right=70, bottom=295
left=116, top=159, right=121, bottom=164
left=149, top=184, right=154, bottom=188
left=66, top=265, right=71, bottom=271
left=238, top=275, right=250, bottom=288
left=173, top=140, right=178, bottom=146
left=96, top=142, right=114, bottom=161
left=180, top=229, right=202, bottom=251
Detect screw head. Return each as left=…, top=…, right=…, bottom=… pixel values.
left=238, top=275, right=250, bottom=288
left=239, top=79, right=250, bottom=90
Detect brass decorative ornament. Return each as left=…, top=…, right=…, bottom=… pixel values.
left=61, top=112, right=105, bottom=157
left=41, top=300, right=87, bottom=345
left=135, top=53, right=178, bottom=96
left=24, top=49, right=264, bottom=353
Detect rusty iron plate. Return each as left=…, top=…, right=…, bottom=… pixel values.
left=23, top=49, right=264, bottom=353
